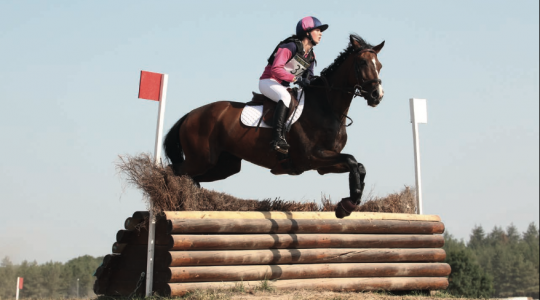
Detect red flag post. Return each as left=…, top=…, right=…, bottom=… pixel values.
left=138, top=70, right=169, bottom=296
left=16, top=277, right=23, bottom=300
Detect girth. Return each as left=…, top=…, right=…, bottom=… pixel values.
left=246, top=88, right=300, bottom=125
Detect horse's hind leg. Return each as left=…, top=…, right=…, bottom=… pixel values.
left=174, top=144, right=219, bottom=186
left=193, top=152, right=242, bottom=183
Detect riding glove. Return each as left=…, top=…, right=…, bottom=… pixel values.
left=295, top=77, right=311, bottom=88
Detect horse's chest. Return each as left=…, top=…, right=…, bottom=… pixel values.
left=322, top=128, right=347, bottom=152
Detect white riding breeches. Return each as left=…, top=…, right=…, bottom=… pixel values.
left=258, top=79, right=292, bottom=108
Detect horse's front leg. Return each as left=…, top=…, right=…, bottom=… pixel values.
left=312, top=151, right=366, bottom=218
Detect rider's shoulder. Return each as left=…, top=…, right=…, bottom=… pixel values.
left=278, top=41, right=297, bottom=52
left=278, top=38, right=301, bottom=52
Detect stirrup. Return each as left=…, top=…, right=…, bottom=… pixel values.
left=274, top=145, right=289, bottom=154
left=272, top=138, right=289, bottom=154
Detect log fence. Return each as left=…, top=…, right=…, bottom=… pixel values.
left=93, top=211, right=450, bottom=297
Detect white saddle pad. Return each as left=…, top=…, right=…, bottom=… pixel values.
left=240, top=89, right=306, bottom=128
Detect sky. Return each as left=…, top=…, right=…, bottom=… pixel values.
left=0, top=0, right=538, bottom=264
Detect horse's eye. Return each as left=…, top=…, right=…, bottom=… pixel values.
left=358, top=60, right=367, bottom=66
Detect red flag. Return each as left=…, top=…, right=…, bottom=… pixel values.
left=138, top=71, right=163, bottom=101
left=19, top=278, right=23, bottom=289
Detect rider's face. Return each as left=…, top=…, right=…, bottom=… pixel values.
left=310, top=29, right=322, bottom=44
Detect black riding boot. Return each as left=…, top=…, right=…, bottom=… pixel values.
left=271, top=100, right=290, bottom=154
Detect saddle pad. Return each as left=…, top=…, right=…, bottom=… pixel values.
left=241, top=89, right=305, bottom=128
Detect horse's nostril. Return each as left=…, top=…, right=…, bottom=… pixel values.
left=371, top=90, right=379, bottom=99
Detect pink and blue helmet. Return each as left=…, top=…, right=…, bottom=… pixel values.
left=296, top=16, right=329, bottom=38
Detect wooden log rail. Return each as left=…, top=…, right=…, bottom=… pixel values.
left=94, top=211, right=450, bottom=297
left=168, top=277, right=450, bottom=297
left=167, top=218, right=445, bottom=234
left=169, top=233, right=444, bottom=250
left=169, top=263, right=451, bottom=282
left=169, top=248, right=446, bottom=266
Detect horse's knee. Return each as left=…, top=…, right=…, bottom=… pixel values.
left=357, top=163, right=366, bottom=182
left=357, top=163, right=366, bottom=175
left=344, top=155, right=358, bottom=168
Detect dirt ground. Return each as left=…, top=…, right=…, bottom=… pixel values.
left=179, top=289, right=474, bottom=300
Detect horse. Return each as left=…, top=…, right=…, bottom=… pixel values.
left=163, top=34, right=385, bottom=218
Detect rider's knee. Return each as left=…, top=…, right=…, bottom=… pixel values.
left=280, top=94, right=292, bottom=108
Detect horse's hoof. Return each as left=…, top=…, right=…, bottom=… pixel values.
left=335, top=198, right=357, bottom=219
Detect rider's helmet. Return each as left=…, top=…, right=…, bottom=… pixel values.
left=296, top=16, right=329, bottom=43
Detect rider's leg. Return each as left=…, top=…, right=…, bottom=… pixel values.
left=259, top=79, right=292, bottom=154
left=271, top=100, right=290, bottom=153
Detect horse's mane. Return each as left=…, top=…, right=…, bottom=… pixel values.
left=315, top=34, right=374, bottom=81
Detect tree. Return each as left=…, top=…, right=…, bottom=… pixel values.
left=40, top=261, right=64, bottom=298
left=0, top=256, right=16, bottom=299
left=468, top=225, right=486, bottom=250
left=491, top=244, right=538, bottom=298
left=520, top=223, right=540, bottom=298
left=506, top=223, right=520, bottom=245
left=17, top=260, right=44, bottom=299
left=63, top=255, right=104, bottom=297
left=444, top=233, right=494, bottom=298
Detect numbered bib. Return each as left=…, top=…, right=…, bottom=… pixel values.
left=284, top=53, right=311, bottom=77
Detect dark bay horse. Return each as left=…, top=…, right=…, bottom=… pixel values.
left=164, top=34, right=385, bottom=218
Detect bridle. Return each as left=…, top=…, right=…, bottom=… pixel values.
left=326, top=48, right=382, bottom=98
left=352, top=49, right=382, bottom=98
left=312, top=48, right=382, bottom=126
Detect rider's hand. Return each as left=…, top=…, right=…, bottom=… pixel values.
left=295, top=77, right=311, bottom=88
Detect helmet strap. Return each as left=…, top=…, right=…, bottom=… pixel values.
left=307, top=32, right=317, bottom=46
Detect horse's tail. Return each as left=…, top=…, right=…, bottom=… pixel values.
left=163, top=113, right=188, bottom=166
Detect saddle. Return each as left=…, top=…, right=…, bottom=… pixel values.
left=246, top=88, right=300, bottom=125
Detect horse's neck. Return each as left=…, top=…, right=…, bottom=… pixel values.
left=326, top=75, right=354, bottom=119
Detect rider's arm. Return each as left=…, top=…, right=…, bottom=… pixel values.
left=304, top=62, right=315, bottom=79
left=270, top=45, right=297, bottom=83
left=304, top=52, right=316, bottom=79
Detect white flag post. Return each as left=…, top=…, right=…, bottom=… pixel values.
left=409, top=98, right=427, bottom=215
left=138, top=71, right=169, bottom=297
left=146, top=73, right=168, bottom=297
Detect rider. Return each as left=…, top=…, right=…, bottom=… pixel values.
left=259, top=16, right=328, bottom=154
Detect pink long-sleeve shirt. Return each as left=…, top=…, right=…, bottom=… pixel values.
left=260, top=42, right=315, bottom=86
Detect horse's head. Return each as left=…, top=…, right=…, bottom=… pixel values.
left=349, top=36, right=385, bottom=107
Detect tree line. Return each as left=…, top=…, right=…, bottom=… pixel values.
left=444, top=222, right=539, bottom=298
left=0, top=255, right=103, bottom=299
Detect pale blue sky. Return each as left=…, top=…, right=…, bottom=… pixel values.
left=0, top=1, right=538, bottom=263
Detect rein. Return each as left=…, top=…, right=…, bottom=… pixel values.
left=308, top=48, right=381, bottom=127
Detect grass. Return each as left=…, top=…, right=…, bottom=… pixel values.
left=255, top=277, right=275, bottom=292
left=169, top=289, right=475, bottom=300
left=231, top=280, right=246, bottom=293
left=94, top=287, right=474, bottom=300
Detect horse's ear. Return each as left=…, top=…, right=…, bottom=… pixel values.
left=350, top=35, right=362, bottom=49
left=373, top=41, right=385, bottom=53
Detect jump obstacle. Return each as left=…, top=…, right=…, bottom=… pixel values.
left=93, top=211, right=450, bottom=297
